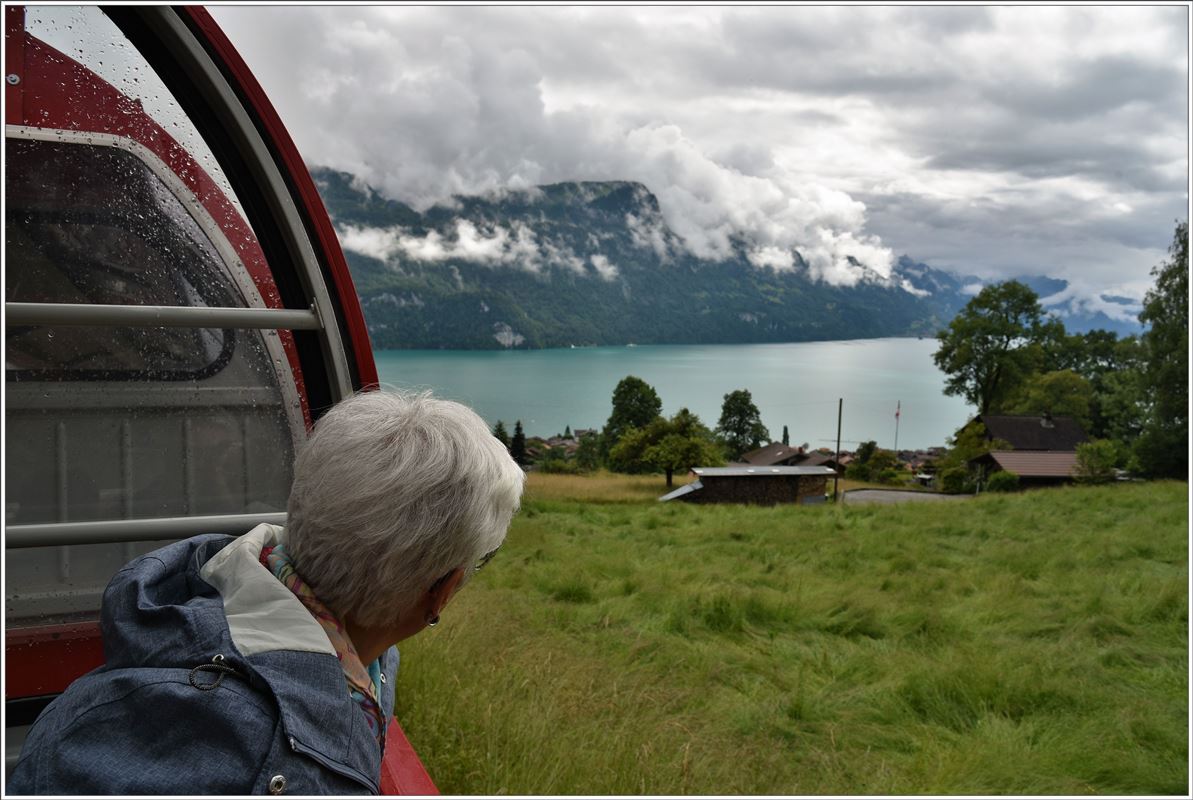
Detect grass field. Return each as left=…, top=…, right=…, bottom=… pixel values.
left=393, top=476, right=1188, bottom=795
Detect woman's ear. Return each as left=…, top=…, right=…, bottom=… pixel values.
left=427, top=567, right=467, bottom=617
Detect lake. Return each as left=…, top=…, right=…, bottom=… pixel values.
left=373, top=338, right=975, bottom=451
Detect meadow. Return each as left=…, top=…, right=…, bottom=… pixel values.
left=393, top=475, right=1189, bottom=795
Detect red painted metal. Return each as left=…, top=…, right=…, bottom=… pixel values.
left=180, top=7, right=380, bottom=392
left=380, top=717, right=440, bottom=795
left=5, top=6, right=25, bottom=125
left=5, top=622, right=105, bottom=698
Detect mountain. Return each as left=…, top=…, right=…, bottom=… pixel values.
left=311, top=169, right=1140, bottom=349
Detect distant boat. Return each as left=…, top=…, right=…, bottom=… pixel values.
left=626, top=343, right=637, bottom=348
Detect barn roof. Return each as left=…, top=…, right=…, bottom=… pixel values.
left=979, top=450, right=1078, bottom=478
left=692, top=466, right=837, bottom=477
left=976, top=415, right=1089, bottom=451
left=798, top=452, right=840, bottom=468
left=740, top=442, right=805, bottom=466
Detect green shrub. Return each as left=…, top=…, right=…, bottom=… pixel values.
left=1075, top=439, right=1118, bottom=485
left=538, top=458, right=580, bottom=475
left=938, top=466, right=973, bottom=494
left=984, top=470, right=1020, bottom=493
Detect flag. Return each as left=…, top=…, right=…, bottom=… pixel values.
left=895, top=401, right=901, bottom=420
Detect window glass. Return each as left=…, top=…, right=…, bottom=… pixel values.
left=6, top=138, right=241, bottom=376
left=23, top=5, right=249, bottom=224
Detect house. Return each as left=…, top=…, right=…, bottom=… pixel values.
left=964, top=414, right=1090, bottom=487
left=738, top=442, right=807, bottom=467
left=970, top=450, right=1080, bottom=487
left=658, top=466, right=836, bottom=505
left=794, top=450, right=844, bottom=474
left=968, top=413, right=1089, bottom=451
left=738, top=442, right=843, bottom=473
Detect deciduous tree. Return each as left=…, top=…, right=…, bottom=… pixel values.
left=716, top=389, right=769, bottom=458
left=933, top=281, right=1048, bottom=414
left=601, top=376, right=663, bottom=455
left=1002, top=369, right=1095, bottom=432
left=1135, top=221, right=1188, bottom=478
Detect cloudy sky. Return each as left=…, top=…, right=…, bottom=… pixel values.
left=213, top=4, right=1188, bottom=316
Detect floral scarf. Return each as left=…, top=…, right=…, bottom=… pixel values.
left=260, top=544, right=387, bottom=746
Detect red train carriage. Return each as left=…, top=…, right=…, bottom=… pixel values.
left=4, top=6, right=433, bottom=793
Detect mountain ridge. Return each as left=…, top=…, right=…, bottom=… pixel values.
left=312, top=168, right=1143, bottom=349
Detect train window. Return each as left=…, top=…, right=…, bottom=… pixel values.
left=6, top=138, right=239, bottom=378
left=5, top=6, right=306, bottom=539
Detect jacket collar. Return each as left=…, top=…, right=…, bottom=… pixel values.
left=198, top=524, right=385, bottom=792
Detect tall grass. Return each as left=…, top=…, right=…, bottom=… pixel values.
left=394, top=481, right=1188, bottom=795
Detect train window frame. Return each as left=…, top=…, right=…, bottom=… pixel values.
left=5, top=125, right=305, bottom=433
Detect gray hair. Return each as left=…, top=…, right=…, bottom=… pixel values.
left=285, top=390, right=524, bottom=627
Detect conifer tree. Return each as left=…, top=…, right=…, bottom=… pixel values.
left=782, top=425, right=789, bottom=446
left=493, top=420, right=510, bottom=449
left=511, top=420, right=528, bottom=467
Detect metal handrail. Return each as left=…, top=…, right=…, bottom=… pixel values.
left=4, top=302, right=322, bottom=330
left=5, top=512, right=287, bottom=548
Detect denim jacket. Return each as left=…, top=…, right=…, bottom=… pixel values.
left=8, top=525, right=397, bottom=795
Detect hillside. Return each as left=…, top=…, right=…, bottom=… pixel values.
left=394, top=478, right=1188, bottom=794
left=313, top=168, right=1142, bottom=349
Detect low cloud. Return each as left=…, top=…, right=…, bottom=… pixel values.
left=214, top=5, right=1186, bottom=303
left=338, top=220, right=621, bottom=278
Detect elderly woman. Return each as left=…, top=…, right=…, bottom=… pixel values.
left=9, top=391, right=525, bottom=795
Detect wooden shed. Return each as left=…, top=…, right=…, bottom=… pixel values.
left=659, top=466, right=835, bottom=506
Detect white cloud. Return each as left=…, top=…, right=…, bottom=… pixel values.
left=589, top=254, right=619, bottom=280
left=338, top=220, right=595, bottom=275
left=626, top=212, right=670, bottom=260
left=214, top=5, right=1187, bottom=303
left=746, top=246, right=795, bottom=271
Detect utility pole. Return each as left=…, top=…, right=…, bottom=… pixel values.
left=894, top=400, right=901, bottom=454
left=833, top=398, right=843, bottom=503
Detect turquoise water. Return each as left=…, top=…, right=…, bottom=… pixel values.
left=373, top=338, right=974, bottom=450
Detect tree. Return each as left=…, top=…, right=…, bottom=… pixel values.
left=716, top=389, right=769, bottom=458
left=1002, top=369, right=1095, bottom=431
left=645, top=408, right=724, bottom=486
left=933, top=281, right=1048, bottom=414
left=510, top=420, right=528, bottom=467
left=782, top=425, right=790, bottom=446
left=564, top=425, right=572, bottom=440
left=1135, top=221, right=1188, bottom=478
left=575, top=431, right=601, bottom=472
left=1099, top=336, right=1147, bottom=445
left=538, top=444, right=577, bottom=474
left=844, top=441, right=900, bottom=484
left=601, top=376, right=662, bottom=456
left=854, top=440, right=878, bottom=466
left=607, top=408, right=724, bottom=484
left=493, top=420, right=510, bottom=449
left=607, top=420, right=669, bottom=474
left=934, top=421, right=1012, bottom=494
left=1074, top=440, right=1118, bottom=485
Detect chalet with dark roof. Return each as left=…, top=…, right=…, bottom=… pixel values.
left=971, top=413, right=1089, bottom=451
left=964, top=414, right=1090, bottom=487
left=739, top=442, right=807, bottom=467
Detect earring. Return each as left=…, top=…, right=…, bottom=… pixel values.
left=426, top=612, right=440, bottom=627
